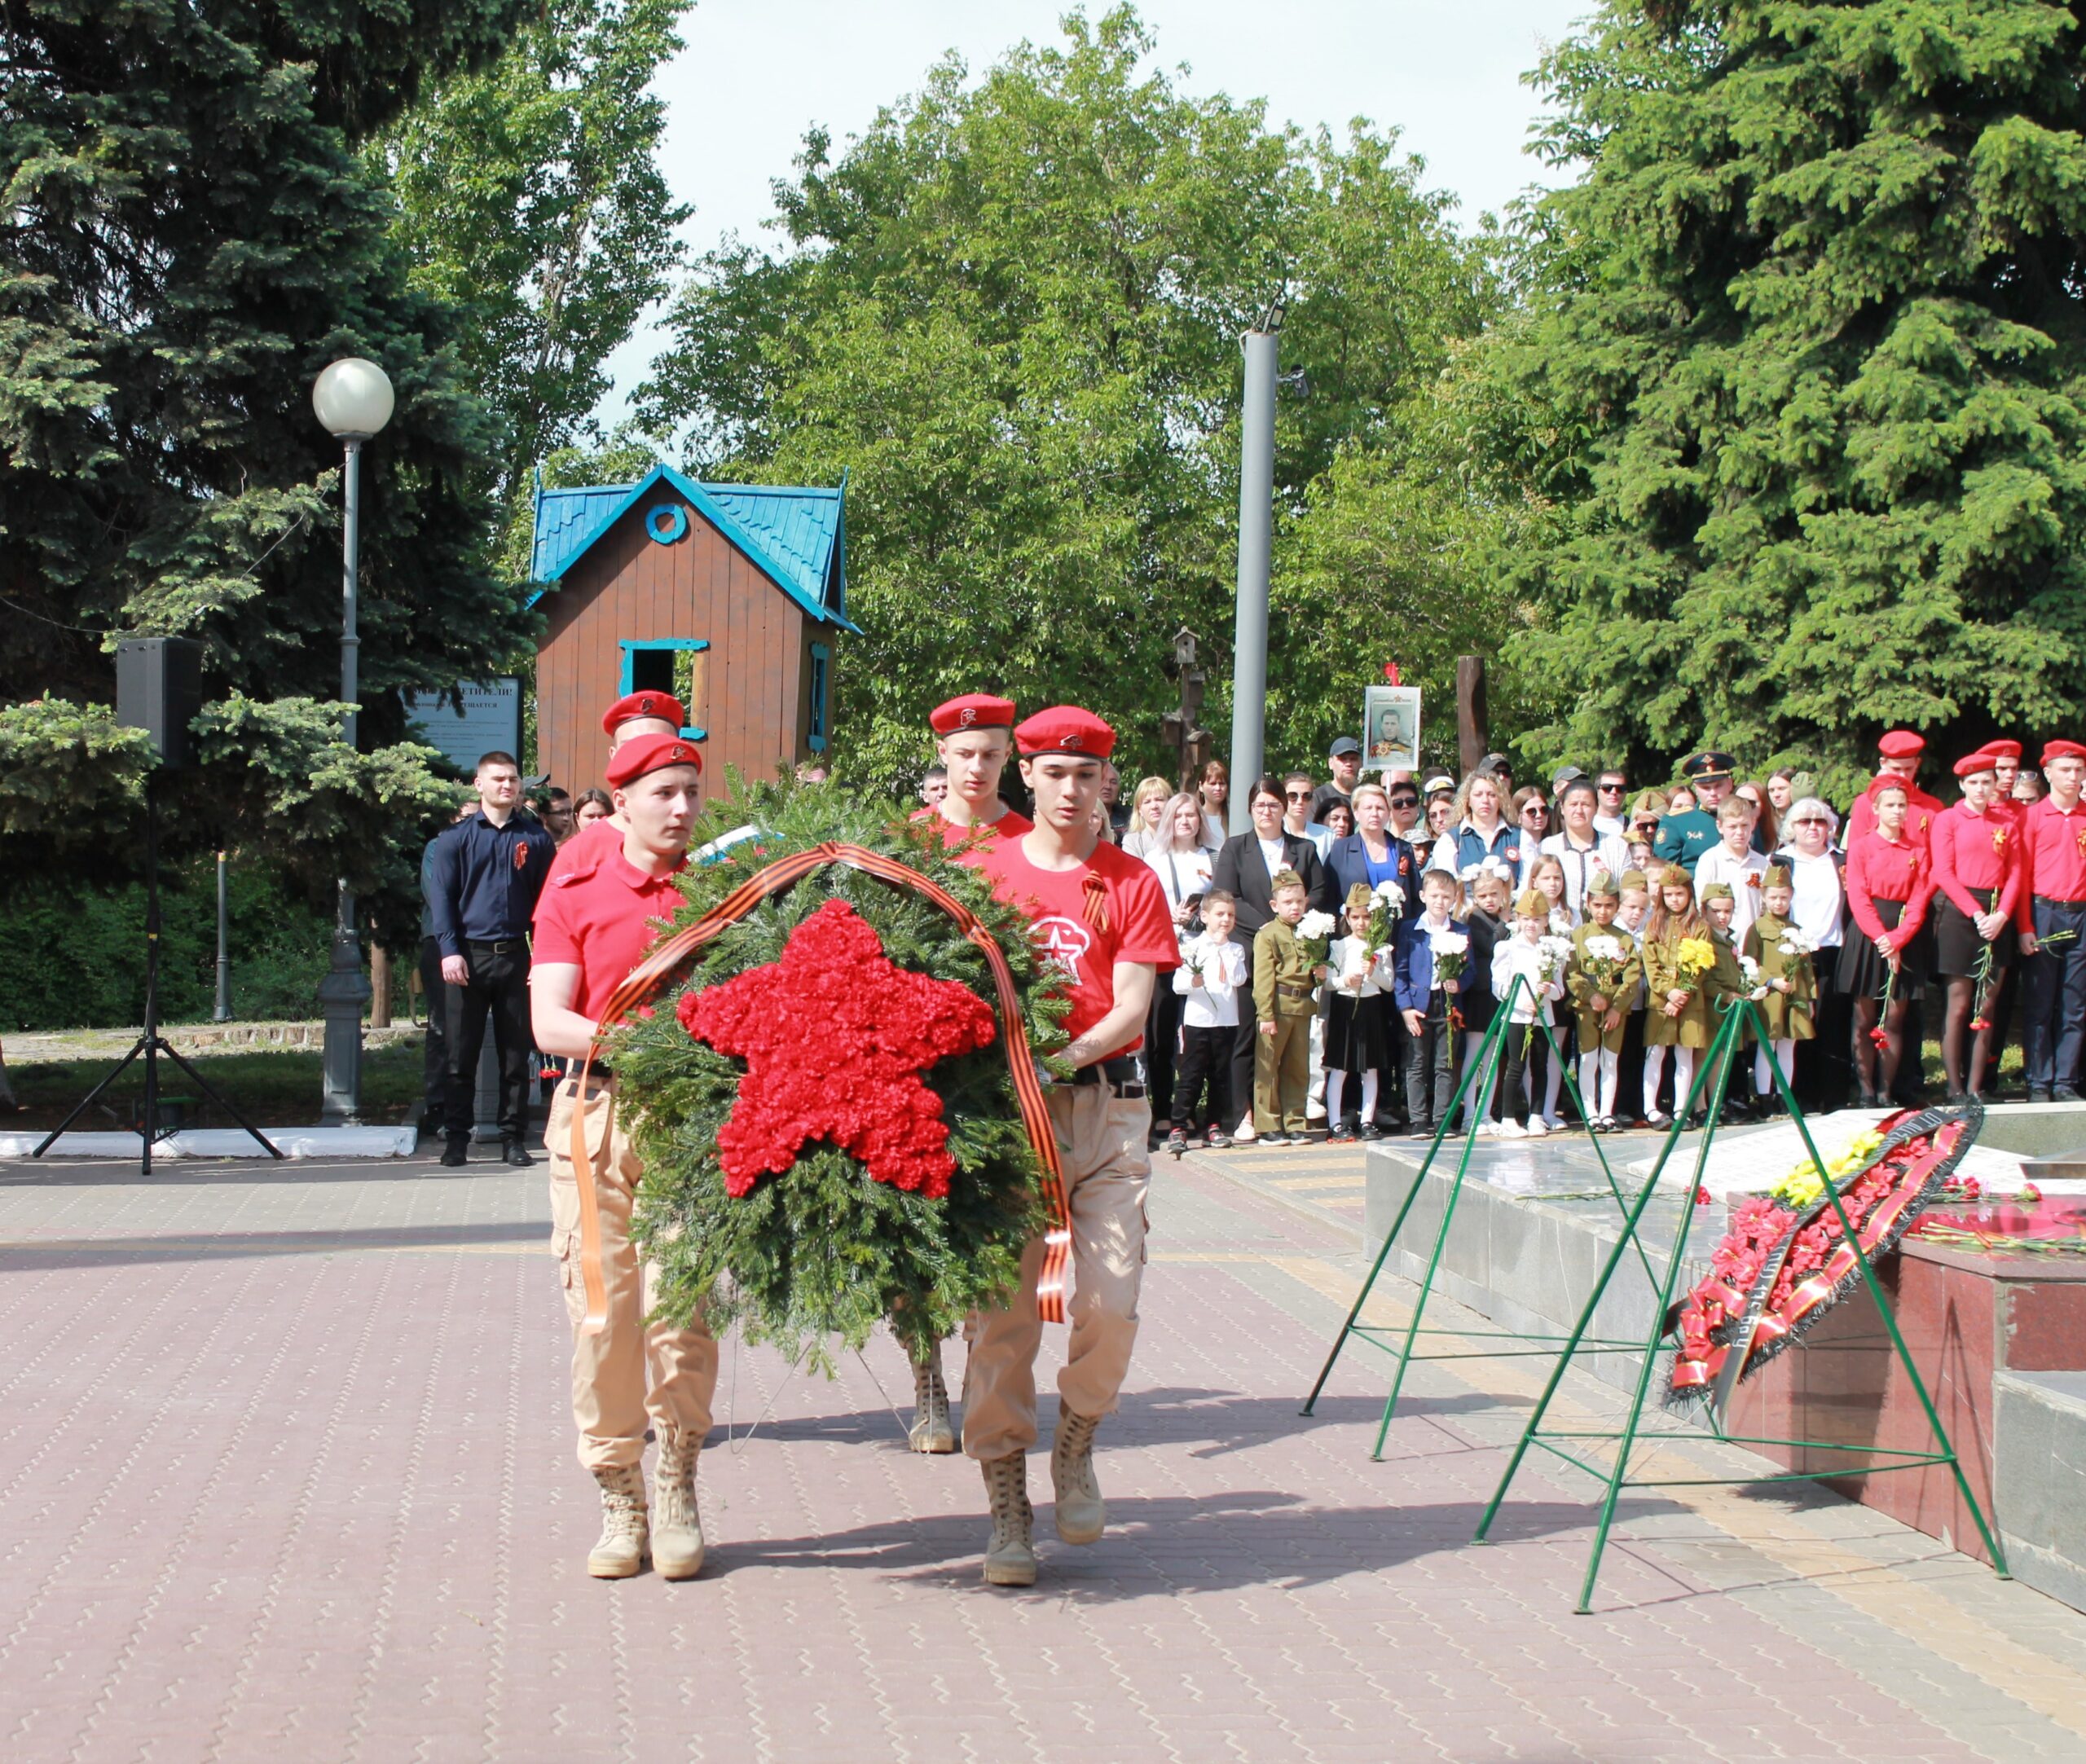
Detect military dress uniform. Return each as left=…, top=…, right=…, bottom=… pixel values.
left=967, top=706, right=1179, bottom=1588
left=530, top=732, right=717, bottom=1581
left=1652, top=750, right=1733, bottom=877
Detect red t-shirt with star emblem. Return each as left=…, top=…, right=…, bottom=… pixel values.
left=978, top=832, right=1178, bottom=1058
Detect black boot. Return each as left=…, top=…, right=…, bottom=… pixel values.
left=441, top=1134, right=469, bottom=1167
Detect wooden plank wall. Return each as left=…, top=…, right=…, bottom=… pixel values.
left=538, top=496, right=809, bottom=804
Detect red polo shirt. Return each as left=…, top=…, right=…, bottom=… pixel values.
left=1929, top=802, right=2020, bottom=922
left=531, top=840, right=687, bottom=1021
left=541, top=813, right=623, bottom=891
left=2014, top=794, right=2086, bottom=930
left=909, top=804, right=1036, bottom=860
left=1845, top=780, right=1944, bottom=852
left=977, top=831, right=1177, bottom=1058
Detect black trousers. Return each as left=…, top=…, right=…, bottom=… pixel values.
left=1174, top=1023, right=1234, bottom=1133
left=1403, top=1002, right=1453, bottom=1128
left=419, top=935, right=451, bottom=1128
left=1229, top=944, right=1258, bottom=1125
left=442, top=939, right=534, bottom=1142
left=1147, top=983, right=1182, bottom=1122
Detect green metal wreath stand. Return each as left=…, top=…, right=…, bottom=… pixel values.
left=1471, top=996, right=2010, bottom=1612
left=1300, top=972, right=1659, bottom=1457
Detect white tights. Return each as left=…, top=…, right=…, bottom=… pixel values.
left=1578, top=1046, right=1620, bottom=1120
left=1643, top=1045, right=1695, bottom=1119
left=1324, top=1067, right=1379, bottom=1128
left=1754, top=1039, right=1794, bottom=1096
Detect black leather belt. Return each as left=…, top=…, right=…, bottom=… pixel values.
left=2036, top=898, right=2086, bottom=910
left=1070, top=1055, right=1146, bottom=1098
left=466, top=937, right=526, bottom=955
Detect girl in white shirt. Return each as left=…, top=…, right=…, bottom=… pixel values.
left=1490, top=887, right=1569, bottom=1137
left=1324, top=885, right=1396, bottom=1140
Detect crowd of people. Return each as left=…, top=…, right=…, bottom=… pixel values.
left=953, top=731, right=2084, bottom=1148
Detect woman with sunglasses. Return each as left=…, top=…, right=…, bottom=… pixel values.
left=1774, top=798, right=1853, bottom=1111
left=1510, top=787, right=1551, bottom=884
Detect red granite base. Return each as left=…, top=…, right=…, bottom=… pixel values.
left=1727, top=1232, right=2086, bottom=1563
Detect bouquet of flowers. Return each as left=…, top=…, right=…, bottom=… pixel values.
left=1736, top=952, right=1767, bottom=1000
left=1536, top=934, right=1575, bottom=990
left=1296, top=908, right=1339, bottom=970
left=1676, top=935, right=1716, bottom=986
left=1579, top=932, right=1631, bottom=1003
left=1428, top=926, right=1470, bottom=991
left=1177, top=928, right=1207, bottom=979
left=1363, top=881, right=1404, bottom=963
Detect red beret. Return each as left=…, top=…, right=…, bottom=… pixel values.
left=1952, top=750, right=1999, bottom=779
left=929, top=693, right=1016, bottom=735
left=1876, top=729, right=1925, bottom=759
left=1987, top=738, right=2022, bottom=761
left=2043, top=739, right=2086, bottom=766
left=1866, top=772, right=1911, bottom=795
left=601, top=690, right=686, bottom=736
left=605, top=732, right=703, bottom=789
left=1014, top=705, right=1116, bottom=759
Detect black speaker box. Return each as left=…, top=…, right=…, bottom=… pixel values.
left=116, top=637, right=205, bottom=770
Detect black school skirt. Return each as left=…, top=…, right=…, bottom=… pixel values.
left=1326, top=992, right=1391, bottom=1074
left=1836, top=897, right=1928, bottom=1001
left=1933, top=886, right=2016, bottom=979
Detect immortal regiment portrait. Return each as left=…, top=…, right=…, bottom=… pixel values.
left=1363, top=683, right=1420, bottom=772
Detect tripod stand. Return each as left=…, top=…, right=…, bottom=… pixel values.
left=33, top=780, right=282, bottom=1175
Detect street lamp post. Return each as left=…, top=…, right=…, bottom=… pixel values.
left=311, top=357, right=394, bottom=1124
left=1228, top=306, right=1281, bottom=837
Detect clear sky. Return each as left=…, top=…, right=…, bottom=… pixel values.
left=595, top=0, right=1591, bottom=422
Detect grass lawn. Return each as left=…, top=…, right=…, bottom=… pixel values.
left=5, top=1040, right=429, bottom=1130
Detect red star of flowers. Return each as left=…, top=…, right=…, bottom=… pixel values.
left=676, top=898, right=997, bottom=1199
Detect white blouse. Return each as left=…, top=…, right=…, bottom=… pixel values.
left=1779, top=848, right=1845, bottom=950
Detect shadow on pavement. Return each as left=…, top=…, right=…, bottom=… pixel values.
left=0, top=1218, right=544, bottom=1269
left=0, top=1153, right=522, bottom=1187
left=701, top=1493, right=1663, bottom=1595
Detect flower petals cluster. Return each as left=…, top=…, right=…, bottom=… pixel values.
left=676, top=899, right=997, bottom=1200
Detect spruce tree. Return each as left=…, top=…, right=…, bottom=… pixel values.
left=0, top=0, right=534, bottom=911
left=1499, top=1, right=2086, bottom=788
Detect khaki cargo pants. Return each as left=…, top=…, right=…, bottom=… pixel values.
left=547, top=1075, right=717, bottom=1471
left=962, top=1082, right=1149, bottom=1462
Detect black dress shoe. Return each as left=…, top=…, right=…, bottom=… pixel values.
left=2056, top=1086, right=2083, bottom=1103
left=440, top=1137, right=469, bottom=1168
left=502, top=1141, right=535, bottom=1168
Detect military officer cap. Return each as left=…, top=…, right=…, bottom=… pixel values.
left=1679, top=750, right=1735, bottom=783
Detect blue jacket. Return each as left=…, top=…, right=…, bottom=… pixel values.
left=1392, top=913, right=1471, bottom=1014
left=1425, top=820, right=1525, bottom=882
left=428, top=808, right=557, bottom=955
left=1322, top=832, right=1420, bottom=919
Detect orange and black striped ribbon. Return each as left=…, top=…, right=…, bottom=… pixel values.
left=568, top=842, right=1071, bottom=1336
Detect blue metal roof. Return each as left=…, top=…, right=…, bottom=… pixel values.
left=528, top=464, right=855, bottom=632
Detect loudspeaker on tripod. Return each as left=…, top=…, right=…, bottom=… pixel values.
left=116, top=636, right=205, bottom=770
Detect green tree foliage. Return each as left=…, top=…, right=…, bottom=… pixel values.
left=1494, top=0, right=2086, bottom=790
left=639, top=6, right=1500, bottom=789
left=375, top=0, right=693, bottom=509
left=0, top=0, right=535, bottom=917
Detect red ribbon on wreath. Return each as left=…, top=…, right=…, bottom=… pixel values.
left=566, top=842, right=1072, bottom=1337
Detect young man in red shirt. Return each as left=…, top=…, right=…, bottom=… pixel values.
left=530, top=732, right=715, bottom=1581
left=2015, top=739, right=2086, bottom=1102
left=541, top=692, right=688, bottom=886
left=965, top=706, right=1179, bottom=1586
left=918, top=693, right=1033, bottom=847
left=1845, top=729, right=1946, bottom=851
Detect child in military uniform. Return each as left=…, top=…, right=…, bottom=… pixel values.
left=1615, top=869, right=1653, bottom=1126
left=1744, top=864, right=1815, bottom=1114
left=1253, top=870, right=1325, bottom=1143
left=1642, top=865, right=1713, bottom=1128
left=1566, top=872, right=1639, bottom=1131
left=1700, top=879, right=1763, bottom=1120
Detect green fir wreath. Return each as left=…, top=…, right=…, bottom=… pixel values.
left=614, top=776, right=1067, bottom=1370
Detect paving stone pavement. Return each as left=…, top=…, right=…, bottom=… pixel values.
left=4, top=1138, right=2085, bottom=1764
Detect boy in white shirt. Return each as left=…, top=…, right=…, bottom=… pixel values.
left=1490, top=887, right=1569, bottom=1138
left=1692, top=797, right=1769, bottom=942
left=1169, top=890, right=1248, bottom=1152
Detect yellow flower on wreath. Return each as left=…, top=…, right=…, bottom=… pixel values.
left=1769, top=1129, right=1884, bottom=1209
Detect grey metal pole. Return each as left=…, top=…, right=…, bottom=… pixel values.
left=1227, top=326, right=1278, bottom=837
left=318, top=437, right=371, bottom=1124
left=213, top=850, right=231, bottom=1021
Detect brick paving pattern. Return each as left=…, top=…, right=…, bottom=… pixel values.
left=4, top=1137, right=2084, bottom=1763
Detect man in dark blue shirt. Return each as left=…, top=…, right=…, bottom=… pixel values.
left=429, top=750, right=557, bottom=1165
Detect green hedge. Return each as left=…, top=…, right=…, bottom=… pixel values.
left=0, top=858, right=340, bottom=1032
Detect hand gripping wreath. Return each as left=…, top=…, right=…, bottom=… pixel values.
left=567, top=829, right=1071, bottom=1358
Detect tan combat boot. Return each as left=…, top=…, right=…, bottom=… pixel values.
left=1050, top=1408, right=1106, bottom=1545
left=979, top=1452, right=1036, bottom=1586
left=908, top=1341, right=956, bottom=1454
left=650, top=1425, right=706, bottom=1580
left=588, top=1463, right=649, bottom=1578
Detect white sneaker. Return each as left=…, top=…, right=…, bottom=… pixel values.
left=1473, top=1121, right=1499, bottom=1138
left=1497, top=1120, right=1527, bottom=1139
left=1527, top=1118, right=1551, bottom=1137
left=1233, top=1113, right=1256, bottom=1144
left=1542, top=1114, right=1564, bottom=1131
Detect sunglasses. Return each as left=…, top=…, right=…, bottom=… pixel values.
left=1388, top=795, right=1419, bottom=809
left=1284, top=789, right=1312, bottom=801
left=1598, top=783, right=1624, bottom=794
left=1522, top=804, right=1548, bottom=817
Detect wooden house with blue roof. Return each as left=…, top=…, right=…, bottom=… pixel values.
left=529, top=464, right=855, bottom=797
